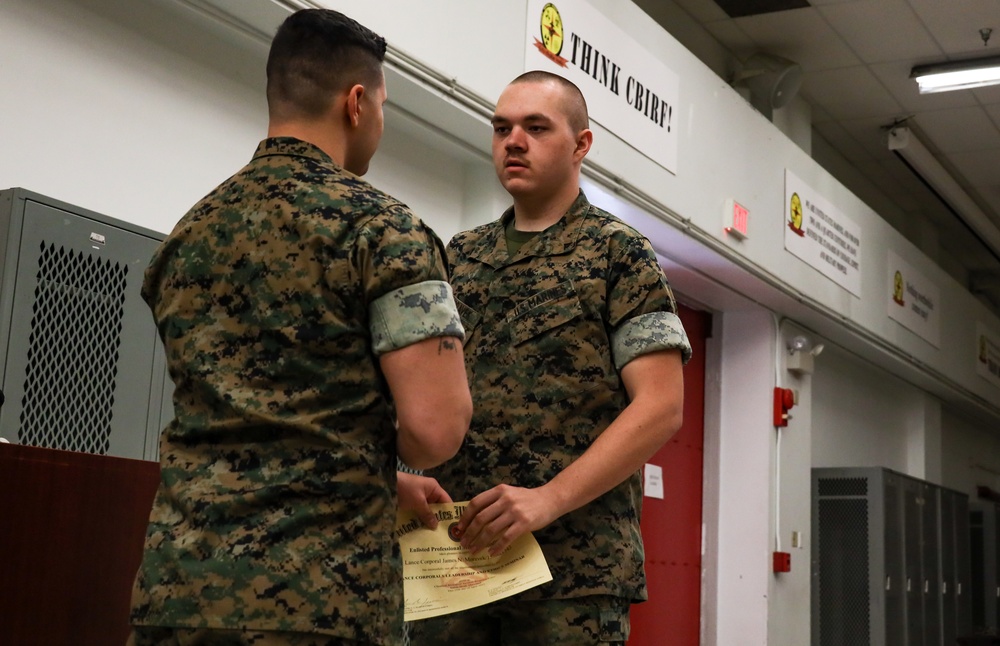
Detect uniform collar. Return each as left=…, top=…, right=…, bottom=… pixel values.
left=251, top=137, right=341, bottom=170
left=470, top=191, right=592, bottom=268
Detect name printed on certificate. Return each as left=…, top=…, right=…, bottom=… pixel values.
left=396, top=501, right=552, bottom=621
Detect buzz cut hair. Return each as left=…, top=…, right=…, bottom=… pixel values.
left=509, top=70, right=590, bottom=133
left=266, top=9, right=387, bottom=122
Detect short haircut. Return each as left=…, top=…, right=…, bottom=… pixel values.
left=266, top=9, right=387, bottom=121
left=509, top=70, right=590, bottom=133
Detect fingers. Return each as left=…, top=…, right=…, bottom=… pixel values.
left=397, top=474, right=454, bottom=529
left=416, top=504, right=439, bottom=530
left=426, top=480, right=453, bottom=505
left=457, top=485, right=529, bottom=555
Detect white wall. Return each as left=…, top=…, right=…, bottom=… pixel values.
left=941, top=409, right=1000, bottom=498
left=712, top=310, right=774, bottom=646
left=812, top=343, right=922, bottom=473
left=367, top=108, right=481, bottom=245
left=0, top=0, right=268, bottom=235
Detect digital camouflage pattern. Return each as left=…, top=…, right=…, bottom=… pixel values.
left=130, top=137, right=463, bottom=645
left=408, top=594, right=630, bottom=645
left=426, top=191, right=691, bottom=603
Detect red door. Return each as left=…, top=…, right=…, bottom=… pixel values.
left=628, top=303, right=710, bottom=646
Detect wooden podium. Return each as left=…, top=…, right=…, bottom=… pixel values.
left=0, top=443, right=159, bottom=644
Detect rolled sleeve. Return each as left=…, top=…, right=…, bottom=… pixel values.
left=611, top=310, right=692, bottom=370
left=369, top=280, right=464, bottom=355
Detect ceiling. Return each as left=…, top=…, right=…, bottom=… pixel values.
left=633, top=0, right=1000, bottom=315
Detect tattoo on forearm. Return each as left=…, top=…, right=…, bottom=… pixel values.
left=438, top=338, right=457, bottom=354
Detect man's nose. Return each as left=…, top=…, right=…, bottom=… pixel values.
left=505, top=127, right=527, bottom=151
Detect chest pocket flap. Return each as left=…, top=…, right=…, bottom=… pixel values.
left=507, top=281, right=583, bottom=345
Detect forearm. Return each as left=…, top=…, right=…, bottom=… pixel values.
left=454, top=350, right=684, bottom=555
left=541, top=396, right=680, bottom=518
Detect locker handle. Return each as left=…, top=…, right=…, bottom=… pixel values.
left=885, top=576, right=891, bottom=591
left=924, top=580, right=929, bottom=594
left=907, top=578, right=912, bottom=592
left=943, top=581, right=948, bottom=594
left=957, top=583, right=962, bottom=595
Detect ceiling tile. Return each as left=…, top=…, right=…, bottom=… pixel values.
left=986, top=104, right=1000, bottom=129
left=819, top=0, right=941, bottom=64
left=971, top=83, right=1000, bottom=106
left=809, top=102, right=834, bottom=124
left=914, top=106, right=1000, bottom=153
left=703, top=17, right=757, bottom=55
left=907, top=0, right=1000, bottom=54
left=733, top=7, right=860, bottom=71
left=671, top=0, right=731, bottom=22
left=800, top=66, right=903, bottom=119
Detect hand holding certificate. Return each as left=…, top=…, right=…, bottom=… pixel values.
left=396, top=501, right=552, bottom=621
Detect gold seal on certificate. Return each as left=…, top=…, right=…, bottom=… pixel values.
left=396, top=502, right=553, bottom=621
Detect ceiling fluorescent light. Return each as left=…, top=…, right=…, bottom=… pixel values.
left=911, top=55, right=1000, bottom=93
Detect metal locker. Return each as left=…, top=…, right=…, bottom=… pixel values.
left=0, top=188, right=170, bottom=460
left=953, top=493, right=973, bottom=637
left=814, top=467, right=972, bottom=646
left=970, top=501, right=1000, bottom=632
left=942, top=488, right=958, bottom=645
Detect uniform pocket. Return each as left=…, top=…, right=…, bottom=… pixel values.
left=505, top=281, right=609, bottom=406
left=507, top=281, right=581, bottom=345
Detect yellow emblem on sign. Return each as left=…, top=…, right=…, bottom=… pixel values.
left=533, top=3, right=568, bottom=67
left=540, top=3, right=564, bottom=56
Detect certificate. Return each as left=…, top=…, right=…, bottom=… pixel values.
left=396, top=502, right=552, bottom=621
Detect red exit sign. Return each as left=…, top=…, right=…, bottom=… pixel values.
left=725, top=199, right=749, bottom=240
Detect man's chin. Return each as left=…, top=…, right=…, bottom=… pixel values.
left=498, top=176, right=533, bottom=197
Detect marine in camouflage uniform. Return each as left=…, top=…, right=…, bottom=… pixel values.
left=130, top=9, right=470, bottom=646
left=129, top=136, right=463, bottom=645
left=410, top=72, right=691, bottom=645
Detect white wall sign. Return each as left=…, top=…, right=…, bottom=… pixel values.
left=887, top=250, right=940, bottom=347
left=644, top=463, right=664, bottom=499
left=976, top=323, right=1000, bottom=389
left=784, top=169, right=862, bottom=297
left=524, top=0, right=680, bottom=174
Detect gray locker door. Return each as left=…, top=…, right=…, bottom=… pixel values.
left=940, top=490, right=957, bottom=646
left=0, top=199, right=160, bottom=459
left=886, top=472, right=906, bottom=646
left=994, top=504, right=1000, bottom=631
left=921, top=483, right=941, bottom=646
left=904, top=478, right=925, bottom=646
left=954, top=496, right=972, bottom=636
left=815, top=471, right=876, bottom=646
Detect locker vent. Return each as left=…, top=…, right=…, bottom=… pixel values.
left=818, top=497, right=870, bottom=645
left=818, top=476, right=868, bottom=497
left=18, top=242, right=128, bottom=454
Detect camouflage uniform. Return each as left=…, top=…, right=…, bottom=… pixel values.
left=411, top=191, right=690, bottom=644
left=130, top=137, right=463, bottom=646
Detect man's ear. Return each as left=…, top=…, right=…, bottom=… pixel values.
left=345, top=84, right=365, bottom=128
left=574, top=128, right=593, bottom=161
